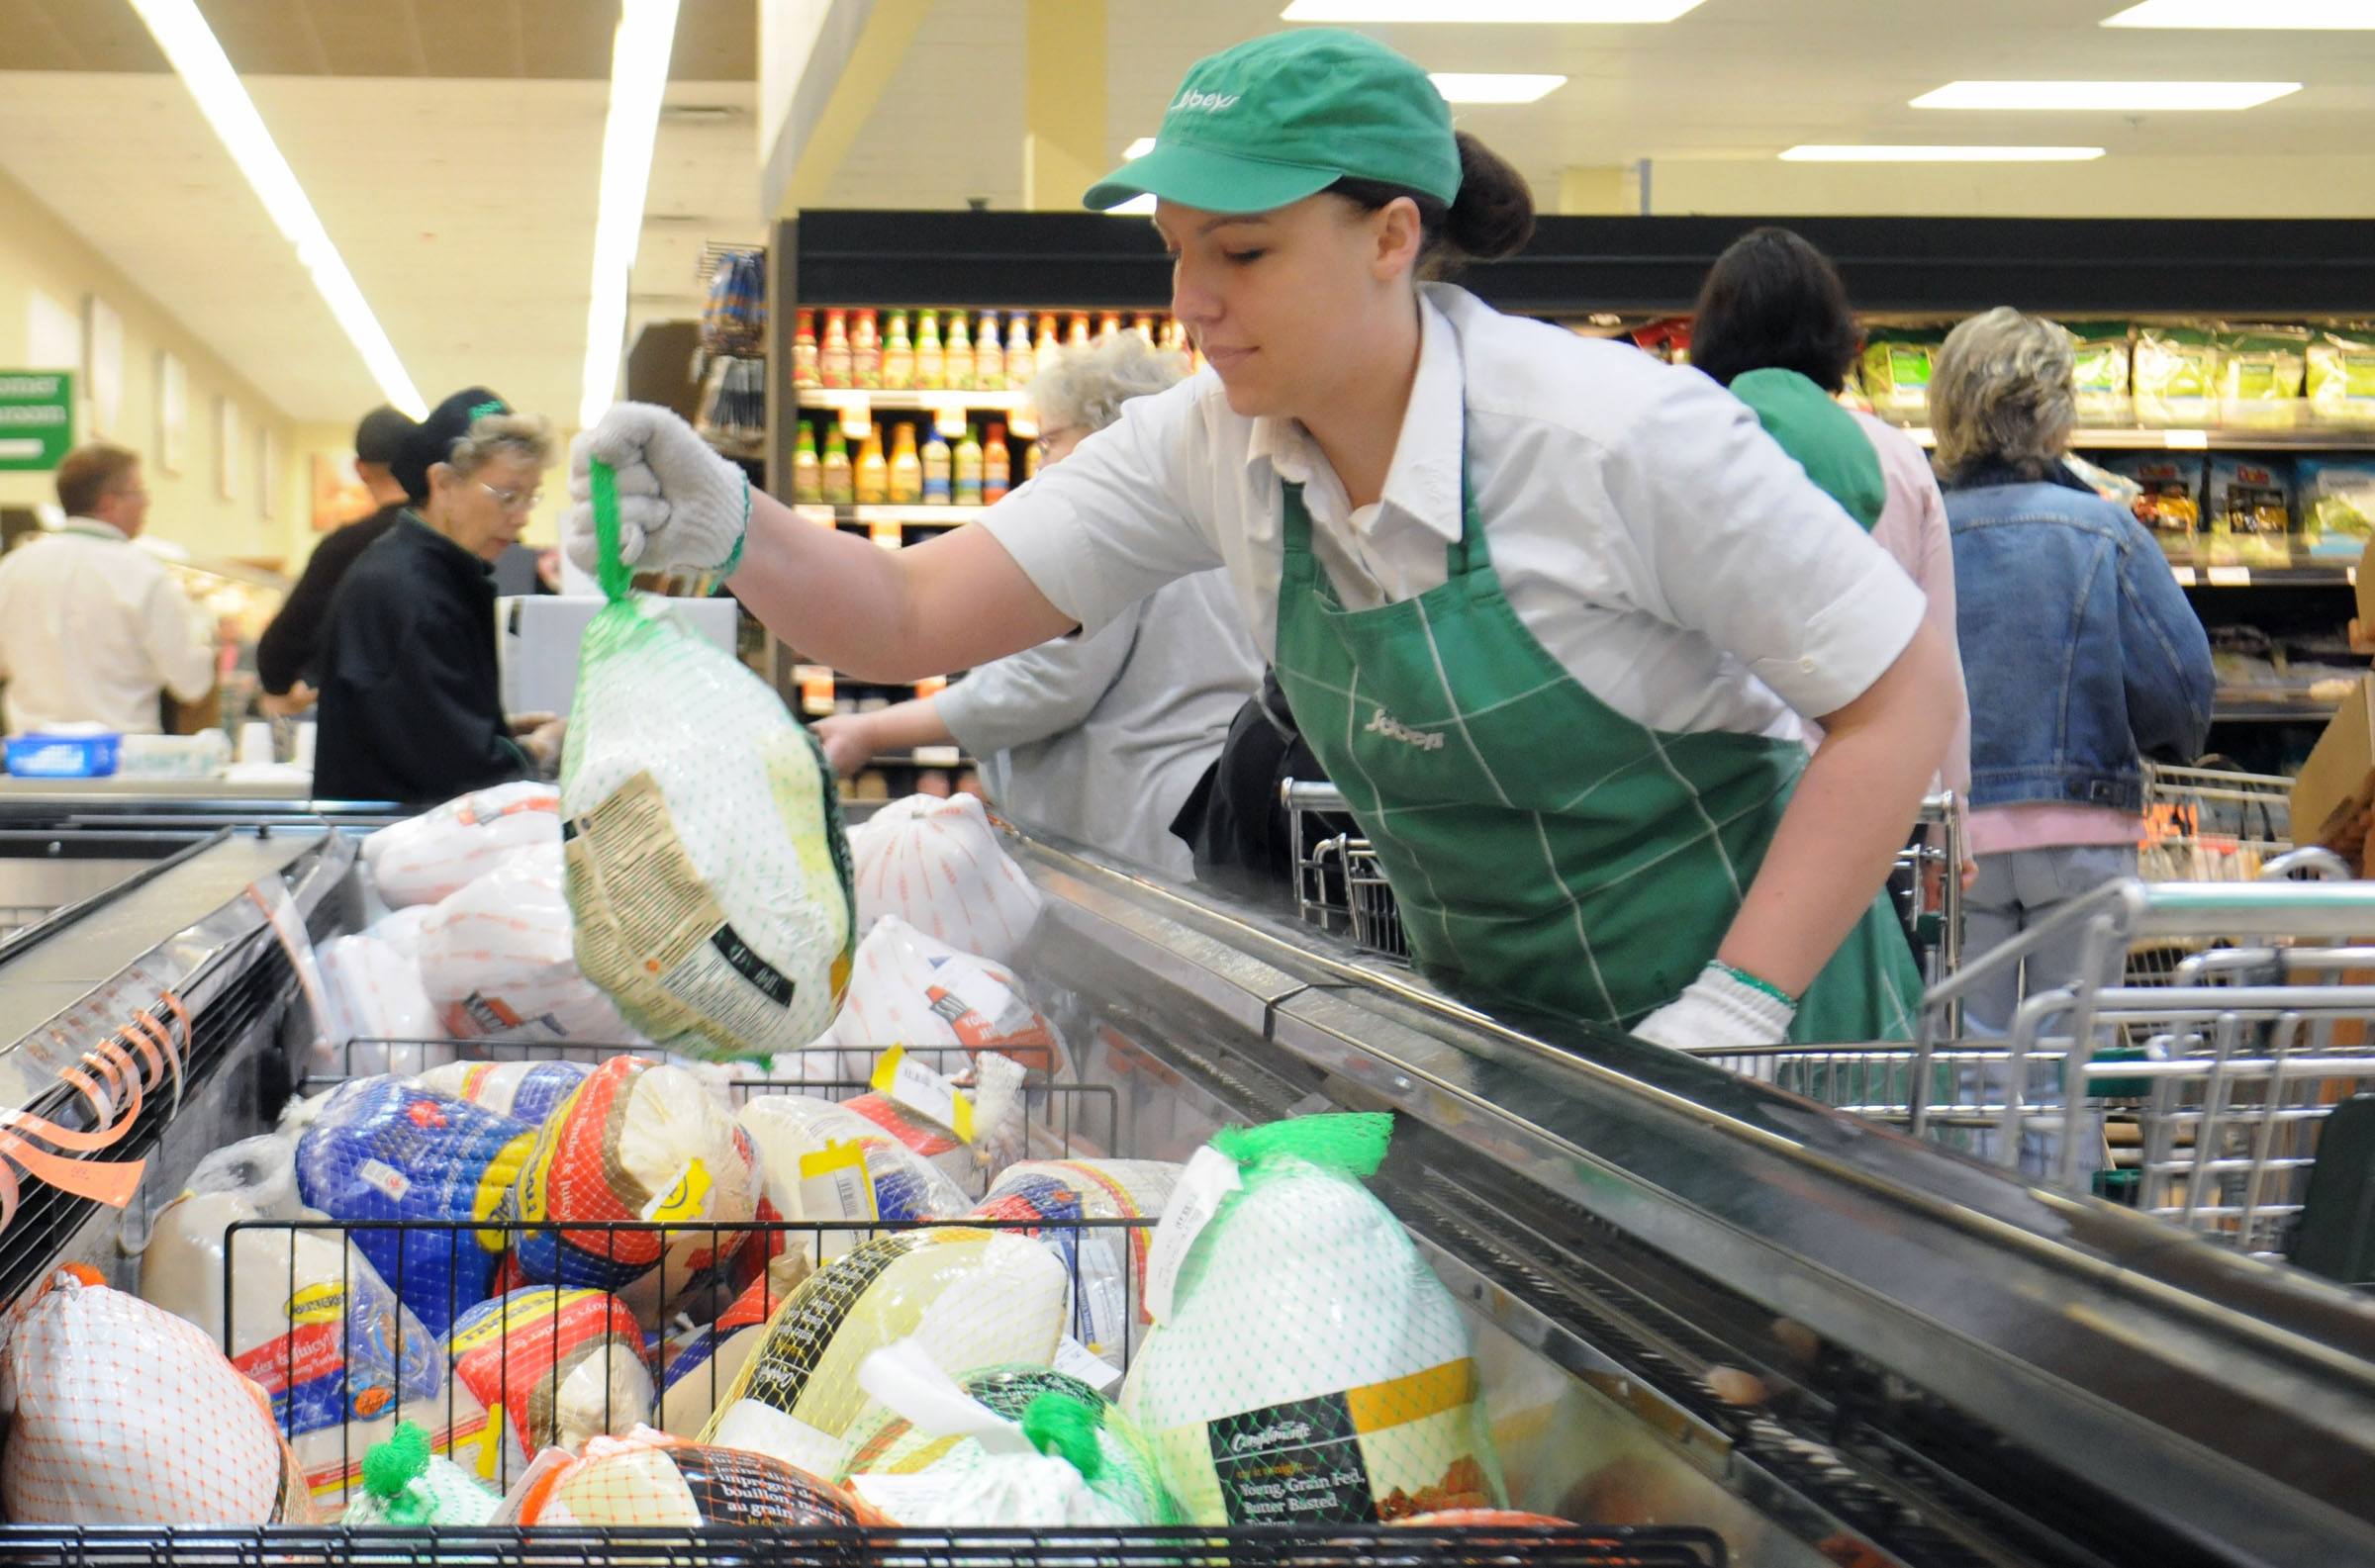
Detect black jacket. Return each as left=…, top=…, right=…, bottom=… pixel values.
left=255, top=502, right=405, bottom=694
left=313, top=513, right=530, bottom=803
left=1169, top=668, right=1347, bottom=909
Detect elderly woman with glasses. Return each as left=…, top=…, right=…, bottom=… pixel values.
left=314, top=387, right=565, bottom=801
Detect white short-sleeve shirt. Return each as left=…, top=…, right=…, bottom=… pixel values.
left=983, top=283, right=1926, bottom=743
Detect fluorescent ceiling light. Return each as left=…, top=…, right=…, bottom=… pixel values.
left=1123, top=138, right=1157, bottom=159
left=126, top=0, right=425, bottom=418
left=1429, top=72, right=1568, bottom=103
left=1780, top=144, right=2108, bottom=161
left=2103, top=1, right=2373, bottom=26
left=1283, top=1, right=1704, bottom=18
left=1912, top=79, right=2300, bottom=110
left=581, top=0, right=681, bottom=428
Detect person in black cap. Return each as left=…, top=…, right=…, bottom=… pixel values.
left=313, top=388, right=564, bottom=802
left=255, top=406, right=418, bottom=710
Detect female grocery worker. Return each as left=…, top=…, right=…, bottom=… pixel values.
left=565, top=30, right=1958, bottom=1050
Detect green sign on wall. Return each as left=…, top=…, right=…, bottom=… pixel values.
left=0, top=372, right=73, bottom=472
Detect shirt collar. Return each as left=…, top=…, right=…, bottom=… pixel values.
left=1244, top=289, right=1466, bottom=542
left=60, top=516, right=129, bottom=542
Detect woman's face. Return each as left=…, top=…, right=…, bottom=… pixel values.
left=428, top=452, right=541, bottom=563
left=1155, top=193, right=1420, bottom=421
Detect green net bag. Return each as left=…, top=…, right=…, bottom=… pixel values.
left=1118, top=1113, right=1505, bottom=1525
left=560, top=460, right=856, bottom=1060
left=339, top=1423, right=500, bottom=1527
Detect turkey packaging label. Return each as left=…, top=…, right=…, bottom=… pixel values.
left=737, top=1091, right=972, bottom=1235
left=969, top=1159, right=1181, bottom=1357
left=445, top=1286, right=654, bottom=1481
left=1118, top=1114, right=1505, bottom=1526
left=847, top=793, right=1043, bottom=963
left=418, top=1059, right=596, bottom=1124
left=293, top=1077, right=536, bottom=1337
left=826, top=916, right=1067, bottom=1077
left=363, top=782, right=561, bottom=908
left=418, top=849, right=640, bottom=1043
left=844, top=1047, right=1029, bottom=1200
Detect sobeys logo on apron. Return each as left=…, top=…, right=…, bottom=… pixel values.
left=1364, top=706, right=1444, bottom=752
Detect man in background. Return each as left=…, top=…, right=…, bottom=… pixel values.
left=255, top=405, right=417, bottom=713
left=0, top=443, right=215, bottom=736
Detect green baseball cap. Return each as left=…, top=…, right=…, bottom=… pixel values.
left=1084, top=29, right=1459, bottom=217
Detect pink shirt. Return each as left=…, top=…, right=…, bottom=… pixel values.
left=1966, top=802, right=2139, bottom=856
left=1851, top=413, right=1972, bottom=807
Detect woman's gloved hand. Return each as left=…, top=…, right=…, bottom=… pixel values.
left=563, top=403, right=750, bottom=576
left=1632, top=962, right=1795, bottom=1052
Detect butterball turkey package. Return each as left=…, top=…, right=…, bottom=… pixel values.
left=561, top=461, right=857, bottom=1060
left=444, top=1286, right=655, bottom=1480
left=1119, top=1113, right=1504, bottom=1526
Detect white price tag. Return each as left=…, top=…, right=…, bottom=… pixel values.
left=871, top=1044, right=975, bottom=1142
left=1054, top=1335, right=1123, bottom=1396
left=2170, top=565, right=2197, bottom=587
left=1142, top=1144, right=1242, bottom=1325
left=797, top=1139, right=877, bottom=1223
left=2207, top=566, right=2250, bottom=587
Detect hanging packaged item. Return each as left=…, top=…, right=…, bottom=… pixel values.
left=2300, top=460, right=2375, bottom=560
left=444, top=1286, right=655, bottom=1482
left=564, top=468, right=859, bottom=1061
left=656, top=1252, right=815, bottom=1437
left=1856, top=328, right=1942, bottom=422
left=418, top=848, right=642, bottom=1044
left=699, top=249, right=767, bottom=358
left=846, top=792, right=1044, bottom=964
left=294, top=1077, right=537, bottom=1337
left=140, top=1190, right=442, bottom=1511
left=361, top=782, right=561, bottom=909
left=737, top=1089, right=974, bottom=1234
left=2133, top=326, right=2222, bottom=427
left=970, top=1159, right=1182, bottom=1358
left=1120, top=1114, right=1505, bottom=1526
left=838, top=1340, right=1177, bottom=1526
left=702, top=1227, right=1068, bottom=1480
left=501, top=1427, right=890, bottom=1527
left=316, top=933, right=438, bottom=1045
left=1629, top=318, right=1690, bottom=367
left=501, top=1054, right=761, bottom=1294
left=2064, top=323, right=2135, bottom=426
left=2308, top=327, right=2375, bottom=427
left=338, top=1422, right=500, bottom=1526
left=2103, top=454, right=2206, bottom=558
left=2216, top=326, right=2308, bottom=430
left=843, top=1046, right=1030, bottom=1200
left=0, top=1267, right=317, bottom=1524
left=826, top=915, right=1067, bottom=1078
left=417, top=1059, right=597, bottom=1125
left=2205, top=456, right=2295, bottom=565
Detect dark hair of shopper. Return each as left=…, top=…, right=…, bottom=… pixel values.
left=1330, top=133, right=1537, bottom=280
left=54, top=443, right=141, bottom=518
left=1688, top=227, right=1862, bottom=393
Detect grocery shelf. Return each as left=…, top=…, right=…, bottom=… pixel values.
left=2167, top=560, right=2357, bottom=588
left=2210, top=689, right=2345, bottom=723
left=798, top=388, right=1030, bottom=413
left=793, top=503, right=986, bottom=527
left=1894, top=424, right=2375, bottom=452
left=868, top=748, right=971, bottom=768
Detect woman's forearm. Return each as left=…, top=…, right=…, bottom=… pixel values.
left=864, top=697, right=957, bottom=754
left=726, top=492, right=1073, bottom=682
left=1717, top=620, right=1958, bottom=997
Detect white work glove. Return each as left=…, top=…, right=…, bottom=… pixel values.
left=564, top=402, right=750, bottom=576
left=1632, top=962, right=1796, bottom=1052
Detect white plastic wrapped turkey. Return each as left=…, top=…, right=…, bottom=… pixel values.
left=416, top=846, right=640, bottom=1043
left=361, top=781, right=560, bottom=908
left=847, top=793, right=1043, bottom=963
left=825, top=916, right=1067, bottom=1077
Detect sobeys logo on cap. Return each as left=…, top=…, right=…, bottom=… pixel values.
left=1170, top=88, right=1241, bottom=114
left=467, top=399, right=506, bottom=420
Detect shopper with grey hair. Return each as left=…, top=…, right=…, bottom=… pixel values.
left=1935, top=308, right=2213, bottom=1068
left=813, top=335, right=1262, bottom=875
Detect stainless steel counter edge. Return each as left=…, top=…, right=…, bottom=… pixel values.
left=1011, top=832, right=2375, bottom=1566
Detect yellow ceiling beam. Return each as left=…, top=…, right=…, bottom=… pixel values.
left=1023, top=0, right=1107, bottom=212
left=762, top=0, right=930, bottom=219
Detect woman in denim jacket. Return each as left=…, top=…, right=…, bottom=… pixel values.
left=1933, top=309, right=2215, bottom=1036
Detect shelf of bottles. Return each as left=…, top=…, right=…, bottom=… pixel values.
left=790, top=662, right=981, bottom=803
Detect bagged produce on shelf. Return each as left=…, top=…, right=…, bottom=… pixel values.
left=2104, top=454, right=2205, bottom=556
left=847, top=792, right=1043, bottom=964
left=2064, top=453, right=2141, bottom=509
left=500, top=1426, right=889, bottom=1527
left=839, top=1339, right=1176, bottom=1526
left=2300, top=459, right=2375, bottom=557
left=317, top=932, right=438, bottom=1045
left=2065, top=322, right=2134, bottom=425
left=2216, top=325, right=2309, bottom=430
left=2133, top=326, right=2222, bottom=427
left=843, top=1046, right=1030, bottom=1201
left=417, top=1058, right=596, bottom=1124
left=738, top=1088, right=974, bottom=1233
left=1121, top=1113, right=1505, bottom=1525
left=140, top=1189, right=441, bottom=1510
left=500, top=1054, right=760, bottom=1294
left=703, top=1227, right=1068, bottom=1479
left=0, top=1266, right=317, bottom=1524
left=362, top=781, right=561, bottom=909
left=827, top=914, right=1067, bottom=1077
left=445, top=1286, right=654, bottom=1481
left=563, top=476, right=857, bottom=1061
left=2205, top=456, right=2296, bottom=564
left=1856, top=329, right=1942, bottom=422
left=971, top=1159, right=1182, bottom=1358
left=2307, top=327, right=2375, bottom=426
left=656, top=1251, right=815, bottom=1437
left=293, top=1076, right=537, bottom=1337
left=339, top=1421, right=500, bottom=1526
left=418, top=848, right=642, bottom=1043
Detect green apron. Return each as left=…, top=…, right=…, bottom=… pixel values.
left=1269, top=437, right=1920, bottom=1045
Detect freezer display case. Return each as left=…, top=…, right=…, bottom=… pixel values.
left=0, top=800, right=2368, bottom=1567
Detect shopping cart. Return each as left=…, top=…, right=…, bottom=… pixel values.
left=2129, top=761, right=2310, bottom=986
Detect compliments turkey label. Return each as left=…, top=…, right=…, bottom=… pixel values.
left=565, top=770, right=800, bottom=1050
